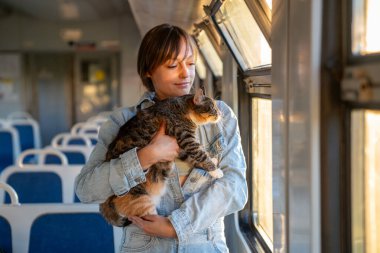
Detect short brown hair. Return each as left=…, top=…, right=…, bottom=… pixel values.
left=137, top=24, right=197, bottom=91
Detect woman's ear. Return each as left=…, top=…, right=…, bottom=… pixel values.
left=193, top=88, right=205, bottom=105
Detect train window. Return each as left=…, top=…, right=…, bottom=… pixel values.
left=194, top=30, right=223, bottom=77
left=252, top=97, right=273, bottom=247
left=265, top=0, right=272, bottom=10
left=351, top=0, right=380, bottom=55
left=212, top=0, right=271, bottom=72
left=195, top=54, right=207, bottom=80
left=351, top=109, right=380, bottom=253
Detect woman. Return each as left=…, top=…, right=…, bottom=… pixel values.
left=75, top=23, right=247, bottom=253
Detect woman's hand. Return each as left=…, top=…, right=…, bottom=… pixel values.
left=137, top=122, right=179, bottom=169
left=128, top=215, right=177, bottom=238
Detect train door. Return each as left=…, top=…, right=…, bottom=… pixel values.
left=27, top=53, right=73, bottom=146
left=74, top=53, right=119, bottom=123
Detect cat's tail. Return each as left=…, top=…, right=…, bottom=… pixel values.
left=99, top=196, right=131, bottom=227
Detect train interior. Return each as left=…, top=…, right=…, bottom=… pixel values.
left=0, top=0, right=380, bottom=252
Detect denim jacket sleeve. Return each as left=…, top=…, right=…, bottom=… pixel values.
left=168, top=101, right=248, bottom=242
left=74, top=108, right=148, bottom=203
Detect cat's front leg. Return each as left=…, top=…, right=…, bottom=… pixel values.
left=197, top=157, right=224, bottom=178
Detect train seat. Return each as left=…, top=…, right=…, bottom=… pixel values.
left=71, top=122, right=99, bottom=145
left=0, top=203, right=122, bottom=253
left=29, top=212, right=115, bottom=253
left=17, top=148, right=68, bottom=166
left=0, top=182, right=19, bottom=253
left=0, top=165, right=82, bottom=204
left=51, top=133, right=93, bottom=147
left=7, top=118, right=41, bottom=152
left=0, top=126, right=20, bottom=174
left=0, top=216, right=12, bottom=253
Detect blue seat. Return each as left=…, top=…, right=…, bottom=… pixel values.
left=1, top=165, right=82, bottom=204
left=7, top=119, right=41, bottom=152
left=29, top=213, right=114, bottom=253
left=0, top=203, right=122, bottom=253
left=4, top=171, right=62, bottom=203
left=0, top=126, right=20, bottom=174
left=17, top=149, right=69, bottom=166
left=0, top=130, right=16, bottom=174
left=13, top=124, right=35, bottom=151
left=61, top=151, right=86, bottom=164
left=0, top=216, right=12, bottom=253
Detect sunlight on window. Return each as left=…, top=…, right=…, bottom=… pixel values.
left=195, top=30, right=223, bottom=77
left=351, top=110, right=380, bottom=253
left=265, top=0, right=272, bottom=10
left=215, top=0, right=271, bottom=71
left=252, top=98, right=273, bottom=245
left=195, top=55, right=206, bottom=80
left=352, top=0, right=380, bottom=55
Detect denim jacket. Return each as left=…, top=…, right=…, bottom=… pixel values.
left=75, top=92, right=248, bottom=253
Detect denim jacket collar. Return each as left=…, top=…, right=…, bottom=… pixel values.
left=136, top=91, right=156, bottom=110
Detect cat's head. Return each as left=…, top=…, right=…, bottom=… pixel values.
left=188, top=89, right=221, bottom=125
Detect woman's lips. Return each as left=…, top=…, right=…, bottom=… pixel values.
left=175, top=82, right=190, bottom=88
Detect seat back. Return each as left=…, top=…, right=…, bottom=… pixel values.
left=3, top=169, right=62, bottom=204
left=0, top=181, right=20, bottom=206
left=0, top=215, right=12, bottom=253
left=17, top=148, right=68, bottom=166
left=0, top=204, right=122, bottom=253
left=29, top=212, right=115, bottom=253
left=0, top=127, right=20, bottom=173
left=0, top=165, right=81, bottom=204
left=7, top=118, right=41, bottom=151
left=0, top=182, right=19, bottom=253
left=51, top=133, right=93, bottom=148
left=46, top=145, right=91, bottom=165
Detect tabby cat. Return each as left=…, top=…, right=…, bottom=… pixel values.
left=100, top=89, right=223, bottom=227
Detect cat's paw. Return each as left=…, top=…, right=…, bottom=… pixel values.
left=209, top=169, right=224, bottom=178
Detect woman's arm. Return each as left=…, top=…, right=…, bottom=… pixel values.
left=168, top=101, right=248, bottom=242
left=74, top=110, right=147, bottom=203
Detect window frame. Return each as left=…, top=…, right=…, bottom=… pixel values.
left=193, top=29, right=223, bottom=78
left=346, top=0, right=380, bottom=64
left=321, top=0, right=380, bottom=252
left=237, top=71, right=273, bottom=253
left=206, top=0, right=272, bottom=76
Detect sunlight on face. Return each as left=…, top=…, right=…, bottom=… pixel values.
left=149, top=39, right=196, bottom=100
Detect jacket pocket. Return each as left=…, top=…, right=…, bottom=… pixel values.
left=122, top=227, right=157, bottom=252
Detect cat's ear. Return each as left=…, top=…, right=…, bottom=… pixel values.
left=193, top=88, right=205, bottom=105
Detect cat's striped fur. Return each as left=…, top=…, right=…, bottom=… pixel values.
left=99, top=90, right=223, bottom=227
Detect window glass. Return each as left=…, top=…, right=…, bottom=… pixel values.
left=352, top=0, right=380, bottom=55
left=195, top=30, right=223, bottom=77
left=195, top=55, right=207, bottom=80
left=252, top=97, right=273, bottom=245
left=265, top=0, right=272, bottom=10
left=215, top=0, right=271, bottom=71
left=351, top=109, right=380, bottom=253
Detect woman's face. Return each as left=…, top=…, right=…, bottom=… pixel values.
left=148, top=39, right=195, bottom=100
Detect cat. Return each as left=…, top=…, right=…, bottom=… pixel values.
left=99, top=89, right=224, bottom=227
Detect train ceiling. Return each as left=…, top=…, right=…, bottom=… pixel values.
left=0, top=0, right=210, bottom=34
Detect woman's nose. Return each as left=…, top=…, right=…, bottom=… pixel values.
left=179, top=62, right=189, bottom=78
